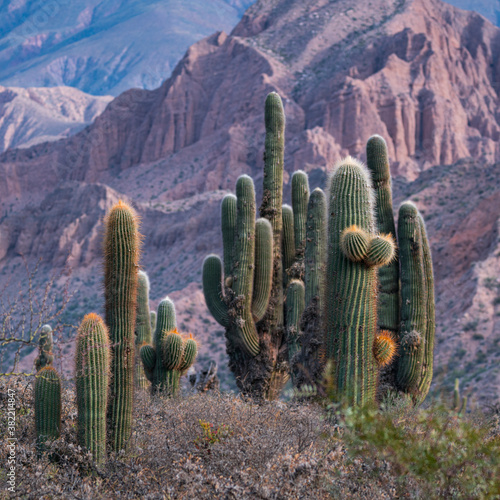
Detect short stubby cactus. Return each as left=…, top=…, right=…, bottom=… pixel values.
left=135, top=270, right=152, bottom=389
left=35, top=324, right=54, bottom=371
left=140, top=297, right=198, bottom=396
left=34, top=366, right=61, bottom=451
left=104, top=200, right=140, bottom=452
left=75, top=313, right=110, bottom=463
left=325, top=157, right=396, bottom=406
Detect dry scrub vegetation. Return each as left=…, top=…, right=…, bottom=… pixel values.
left=1, top=376, right=499, bottom=499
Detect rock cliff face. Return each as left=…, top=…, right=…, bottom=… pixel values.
left=1, top=0, right=499, bottom=400
left=0, top=86, right=112, bottom=153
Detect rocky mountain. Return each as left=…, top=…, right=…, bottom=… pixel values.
left=0, top=85, right=112, bottom=153
left=0, top=0, right=255, bottom=96
left=1, top=0, right=499, bottom=400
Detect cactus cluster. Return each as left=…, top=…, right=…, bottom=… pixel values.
left=140, top=297, right=198, bottom=396
left=203, top=93, right=435, bottom=405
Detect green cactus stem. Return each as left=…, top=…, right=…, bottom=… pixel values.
left=35, top=324, right=54, bottom=371
left=282, top=204, right=295, bottom=287
left=35, top=366, right=61, bottom=451
left=135, top=271, right=152, bottom=390
left=286, top=279, right=305, bottom=385
left=104, top=200, right=140, bottom=452
left=291, top=170, right=310, bottom=260
left=75, top=313, right=110, bottom=463
left=325, top=157, right=395, bottom=406
left=396, top=202, right=427, bottom=395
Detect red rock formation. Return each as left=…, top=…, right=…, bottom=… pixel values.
left=1, top=0, right=499, bottom=400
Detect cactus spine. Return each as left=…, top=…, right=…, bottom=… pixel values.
left=325, top=157, right=395, bottom=406
left=35, top=366, right=61, bottom=451
left=75, top=313, right=110, bottom=463
left=135, top=270, right=152, bottom=389
left=104, top=200, right=140, bottom=451
left=35, top=324, right=54, bottom=371
left=140, top=297, right=198, bottom=396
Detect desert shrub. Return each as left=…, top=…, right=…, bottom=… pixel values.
left=337, top=400, right=500, bottom=499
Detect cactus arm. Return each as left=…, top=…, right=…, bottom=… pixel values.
left=415, top=213, right=435, bottom=403
left=252, top=218, right=273, bottom=322
left=222, top=194, right=237, bottom=278
left=366, top=135, right=400, bottom=333
left=396, top=202, right=427, bottom=394
left=179, top=336, right=198, bottom=374
left=260, top=91, right=285, bottom=328
left=161, top=332, right=184, bottom=370
left=202, top=255, right=229, bottom=327
left=304, top=188, right=326, bottom=306
left=282, top=204, right=295, bottom=286
left=231, top=175, right=260, bottom=357
left=291, top=170, right=310, bottom=258
left=140, top=344, right=156, bottom=372
left=286, top=279, right=305, bottom=384
left=135, top=270, right=152, bottom=389
left=104, top=200, right=140, bottom=452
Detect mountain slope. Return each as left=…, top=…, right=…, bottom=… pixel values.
left=446, top=0, right=500, bottom=25
left=0, top=0, right=255, bottom=96
left=1, top=0, right=499, bottom=400
left=0, top=86, right=112, bottom=153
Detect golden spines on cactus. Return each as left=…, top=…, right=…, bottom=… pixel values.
left=104, top=199, right=141, bottom=452
left=340, top=225, right=370, bottom=262
left=373, top=330, right=398, bottom=367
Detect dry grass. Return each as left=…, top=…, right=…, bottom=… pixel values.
left=1, top=376, right=498, bottom=499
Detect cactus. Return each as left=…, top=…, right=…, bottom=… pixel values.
left=135, top=271, right=152, bottom=389
left=396, top=202, right=435, bottom=403
left=291, top=170, right=310, bottom=260
left=75, top=313, right=110, bottom=463
left=203, top=176, right=274, bottom=397
left=35, top=324, right=54, bottom=371
left=286, top=279, right=305, bottom=385
left=291, top=188, right=327, bottom=388
left=104, top=200, right=140, bottom=452
left=140, top=297, right=198, bottom=396
left=452, top=378, right=467, bottom=415
left=34, top=366, right=61, bottom=451
left=366, top=135, right=400, bottom=394
left=396, top=202, right=427, bottom=395
left=325, top=157, right=396, bottom=406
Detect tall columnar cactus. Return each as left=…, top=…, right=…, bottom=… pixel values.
left=135, top=270, right=152, bottom=389
left=140, top=297, right=198, bottom=396
left=75, top=313, right=110, bottom=463
left=258, top=91, right=288, bottom=399
left=35, top=324, right=54, bottom=371
left=104, top=200, right=140, bottom=452
left=325, top=157, right=396, bottom=406
left=34, top=366, right=61, bottom=451
left=366, top=135, right=400, bottom=393
left=396, top=202, right=435, bottom=403
left=292, top=188, right=327, bottom=388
